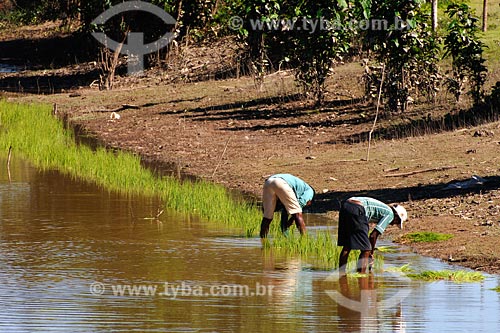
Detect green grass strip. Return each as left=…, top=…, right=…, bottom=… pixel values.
left=402, top=231, right=453, bottom=243
left=407, top=270, right=484, bottom=282
left=0, top=100, right=357, bottom=269
left=0, top=100, right=262, bottom=233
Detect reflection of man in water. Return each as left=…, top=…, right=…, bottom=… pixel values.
left=336, top=275, right=407, bottom=333
left=262, top=255, right=302, bottom=313
left=337, top=275, right=378, bottom=332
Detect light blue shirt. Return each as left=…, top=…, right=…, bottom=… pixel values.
left=270, top=174, right=314, bottom=208
left=350, top=197, right=394, bottom=234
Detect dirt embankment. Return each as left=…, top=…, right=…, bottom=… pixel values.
left=3, top=24, right=500, bottom=275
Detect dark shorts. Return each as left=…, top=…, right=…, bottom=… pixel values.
left=337, top=200, right=371, bottom=250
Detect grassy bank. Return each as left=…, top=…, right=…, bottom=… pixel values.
left=0, top=100, right=361, bottom=269
left=0, top=100, right=262, bottom=230
left=0, top=101, right=252, bottom=224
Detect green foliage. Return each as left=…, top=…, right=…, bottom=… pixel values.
left=443, top=3, right=487, bottom=104
left=364, top=0, right=441, bottom=112
left=402, top=231, right=453, bottom=242
left=232, top=0, right=282, bottom=88
left=408, top=270, right=484, bottom=282
left=375, top=245, right=399, bottom=253
left=0, top=1, right=59, bottom=24
left=154, top=0, right=231, bottom=40
left=231, top=0, right=373, bottom=104
left=288, top=0, right=352, bottom=105
left=2, top=1, right=494, bottom=110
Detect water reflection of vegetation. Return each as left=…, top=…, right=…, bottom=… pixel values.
left=0, top=101, right=362, bottom=268
left=402, top=231, right=453, bottom=243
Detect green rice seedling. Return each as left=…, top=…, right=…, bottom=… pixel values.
left=402, top=231, right=453, bottom=243
left=407, top=270, right=484, bottom=282
left=384, top=264, right=413, bottom=273
left=267, top=229, right=384, bottom=270
left=375, top=246, right=398, bottom=253
left=491, top=286, right=500, bottom=292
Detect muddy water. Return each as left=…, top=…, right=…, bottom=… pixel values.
left=1, top=158, right=500, bottom=333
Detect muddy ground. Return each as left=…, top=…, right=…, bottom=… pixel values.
left=2, top=23, right=500, bottom=274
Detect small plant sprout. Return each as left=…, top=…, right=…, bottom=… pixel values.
left=401, top=232, right=453, bottom=243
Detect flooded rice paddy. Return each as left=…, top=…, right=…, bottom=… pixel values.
left=1, top=158, right=500, bottom=332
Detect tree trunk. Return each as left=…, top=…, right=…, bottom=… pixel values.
left=482, top=0, right=488, bottom=32
left=431, top=0, right=438, bottom=32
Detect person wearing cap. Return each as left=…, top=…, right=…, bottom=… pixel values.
left=337, top=197, right=407, bottom=273
left=260, top=174, right=315, bottom=238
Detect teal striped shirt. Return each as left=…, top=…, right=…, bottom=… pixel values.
left=350, top=197, right=394, bottom=234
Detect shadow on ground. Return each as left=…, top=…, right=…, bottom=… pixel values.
left=328, top=104, right=500, bottom=144
left=160, top=92, right=500, bottom=144
left=310, top=175, right=500, bottom=214
left=0, top=33, right=100, bottom=93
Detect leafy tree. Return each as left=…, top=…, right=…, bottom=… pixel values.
left=232, top=0, right=369, bottom=104
left=443, top=3, right=487, bottom=104
left=364, top=0, right=441, bottom=112
left=288, top=0, right=355, bottom=105
left=153, top=0, right=229, bottom=40
left=2, top=0, right=68, bottom=23
left=230, top=0, right=282, bottom=89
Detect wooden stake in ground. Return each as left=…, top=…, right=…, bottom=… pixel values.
left=384, top=166, right=457, bottom=178
left=482, top=0, right=488, bottom=32
left=212, top=137, right=231, bottom=178
left=7, top=146, right=12, bottom=182
left=366, top=63, right=386, bottom=162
